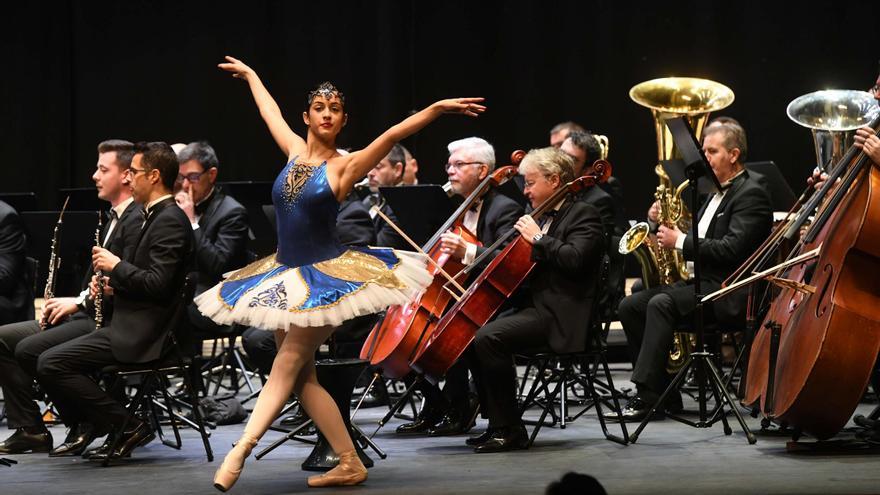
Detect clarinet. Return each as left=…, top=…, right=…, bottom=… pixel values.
left=41, top=197, right=69, bottom=329
left=93, top=211, right=104, bottom=330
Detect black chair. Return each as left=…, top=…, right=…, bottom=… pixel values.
left=200, top=323, right=262, bottom=398
left=100, top=276, right=214, bottom=465
left=516, top=255, right=629, bottom=447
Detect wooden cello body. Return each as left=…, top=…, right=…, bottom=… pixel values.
left=360, top=160, right=522, bottom=379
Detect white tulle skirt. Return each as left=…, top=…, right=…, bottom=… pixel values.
left=194, top=247, right=431, bottom=331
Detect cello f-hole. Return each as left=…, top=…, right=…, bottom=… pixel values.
left=815, top=264, right=833, bottom=318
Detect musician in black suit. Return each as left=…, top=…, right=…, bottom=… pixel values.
left=560, top=130, right=624, bottom=237
left=395, top=137, right=524, bottom=437
left=34, top=142, right=193, bottom=460
left=0, top=140, right=139, bottom=456
left=363, top=144, right=409, bottom=250
left=172, top=141, right=249, bottom=376
left=467, top=146, right=605, bottom=452
left=614, top=121, right=772, bottom=421
left=0, top=200, right=28, bottom=326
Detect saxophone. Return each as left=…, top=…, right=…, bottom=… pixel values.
left=93, top=211, right=104, bottom=330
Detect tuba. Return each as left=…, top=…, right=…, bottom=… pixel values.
left=786, top=89, right=880, bottom=172
left=619, top=77, right=735, bottom=288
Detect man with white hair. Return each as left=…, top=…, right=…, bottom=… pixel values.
left=397, top=137, right=523, bottom=437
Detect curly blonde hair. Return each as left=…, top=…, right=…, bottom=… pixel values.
left=519, top=146, right=575, bottom=183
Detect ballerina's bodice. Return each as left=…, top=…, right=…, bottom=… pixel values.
left=272, top=159, right=346, bottom=267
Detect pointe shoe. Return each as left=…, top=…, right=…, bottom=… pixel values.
left=213, top=435, right=259, bottom=492
left=307, top=449, right=368, bottom=487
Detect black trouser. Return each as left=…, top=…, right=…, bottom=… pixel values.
left=33, top=330, right=129, bottom=431
left=617, top=284, right=687, bottom=397
left=2, top=314, right=93, bottom=428
left=471, top=308, right=547, bottom=429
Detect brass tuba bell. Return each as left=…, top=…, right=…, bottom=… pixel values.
left=619, top=77, right=735, bottom=288
left=786, top=89, right=880, bottom=172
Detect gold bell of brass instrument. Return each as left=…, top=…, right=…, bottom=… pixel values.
left=786, top=89, right=880, bottom=173
left=619, top=77, right=735, bottom=289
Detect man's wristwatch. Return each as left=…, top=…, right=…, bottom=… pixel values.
left=532, top=232, right=544, bottom=243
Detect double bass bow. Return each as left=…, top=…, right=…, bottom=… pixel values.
left=410, top=159, right=612, bottom=382
left=359, top=153, right=524, bottom=379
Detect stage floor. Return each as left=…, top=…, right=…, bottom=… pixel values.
left=4, top=367, right=880, bottom=494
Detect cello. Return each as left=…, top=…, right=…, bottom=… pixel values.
left=743, top=108, right=880, bottom=440
left=359, top=154, right=523, bottom=378
left=410, top=160, right=612, bottom=382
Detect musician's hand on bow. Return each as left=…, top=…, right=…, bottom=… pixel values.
left=855, top=126, right=880, bottom=165
left=647, top=201, right=661, bottom=223
left=175, top=190, right=196, bottom=223
left=431, top=98, right=486, bottom=117
left=807, top=167, right=829, bottom=191
left=515, top=215, right=541, bottom=244
left=218, top=55, right=255, bottom=81
left=656, top=224, right=682, bottom=249
left=440, top=231, right=468, bottom=260
left=92, top=246, right=120, bottom=274
left=43, top=297, right=79, bottom=326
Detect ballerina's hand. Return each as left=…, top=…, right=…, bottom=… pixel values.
left=217, top=55, right=254, bottom=80
left=434, top=98, right=486, bottom=117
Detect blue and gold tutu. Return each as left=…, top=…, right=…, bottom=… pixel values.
left=194, top=159, right=431, bottom=330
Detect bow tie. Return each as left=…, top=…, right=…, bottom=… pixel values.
left=467, top=200, right=482, bottom=213
left=543, top=209, right=558, bottom=218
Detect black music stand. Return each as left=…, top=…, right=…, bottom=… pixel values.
left=629, top=117, right=757, bottom=444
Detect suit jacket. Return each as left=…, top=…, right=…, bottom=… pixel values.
left=337, top=195, right=376, bottom=247
left=599, top=176, right=628, bottom=236
left=471, top=191, right=523, bottom=269
left=529, top=200, right=605, bottom=353
left=670, top=170, right=772, bottom=327
left=0, top=200, right=29, bottom=324
left=363, top=196, right=409, bottom=250
left=106, top=197, right=193, bottom=363
left=574, top=185, right=617, bottom=245
left=81, top=200, right=143, bottom=325
left=192, top=188, right=249, bottom=294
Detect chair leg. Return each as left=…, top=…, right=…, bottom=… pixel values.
left=594, top=353, right=629, bottom=445
left=180, top=365, right=214, bottom=462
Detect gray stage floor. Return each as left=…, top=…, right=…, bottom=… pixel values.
left=4, top=367, right=880, bottom=495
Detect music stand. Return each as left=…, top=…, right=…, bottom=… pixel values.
left=629, top=117, right=757, bottom=444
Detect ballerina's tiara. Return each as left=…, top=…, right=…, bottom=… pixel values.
left=308, top=82, right=345, bottom=106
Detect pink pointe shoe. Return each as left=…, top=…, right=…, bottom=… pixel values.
left=213, top=435, right=259, bottom=492
left=307, top=449, right=368, bottom=487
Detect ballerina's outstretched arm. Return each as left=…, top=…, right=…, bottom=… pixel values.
left=218, top=55, right=308, bottom=160
left=330, top=97, right=486, bottom=202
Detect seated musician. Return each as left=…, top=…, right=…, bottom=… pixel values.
left=561, top=130, right=626, bottom=238
left=400, top=144, right=420, bottom=185
left=614, top=120, right=772, bottom=421
left=364, top=143, right=409, bottom=250
left=549, top=120, right=585, bottom=148
left=0, top=200, right=28, bottom=327
left=33, top=142, right=193, bottom=461
left=396, top=137, right=523, bottom=437
left=172, top=141, right=250, bottom=386
left=466, top=146, right=605, bottom=453
left=0, top=140, right=140, bottom=456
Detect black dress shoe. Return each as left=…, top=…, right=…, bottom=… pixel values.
left=465, top=428, right=495, bottom=447
left=280, top=409, right=309, bottom=427
left=428, top=409, right=475, bottom=436
left=396, top=405, right=445, bottom=436
left=83, top=433, right=125, bottom=460
left=88, top=421, right=155, bottom=461
left=473, top=425, right=529, bottom=453
left=50, top=423, right=106, bottom=457
left=0, top=427, right=53, bottom=454
left=604, top=395, right=665, bottom=423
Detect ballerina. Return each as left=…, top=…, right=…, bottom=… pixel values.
left=201, top=55, right=484, bottom=491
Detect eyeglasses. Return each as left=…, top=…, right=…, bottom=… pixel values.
left=176, top=171, right=206, bottom=183
left=129, top=167, right=148, bottom=177
left=444, top=161, right=483, bottom=172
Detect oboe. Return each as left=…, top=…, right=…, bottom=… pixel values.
left=93, top=211, right=104, bottom=330
left=41, top=197, right=69, bottom=329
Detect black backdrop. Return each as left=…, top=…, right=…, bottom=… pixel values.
left=3, top=0, right=879, bottom=223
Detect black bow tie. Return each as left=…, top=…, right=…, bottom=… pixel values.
left=543, top=209, right=558, bottom=218
left=468, top=200, right=482, bottom=213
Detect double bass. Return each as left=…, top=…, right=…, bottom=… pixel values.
left=360, top=155, right=523, bottom=378
left=410, top=160, right=612, bottom=382
left=742, top=105, right=880, bottom=440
